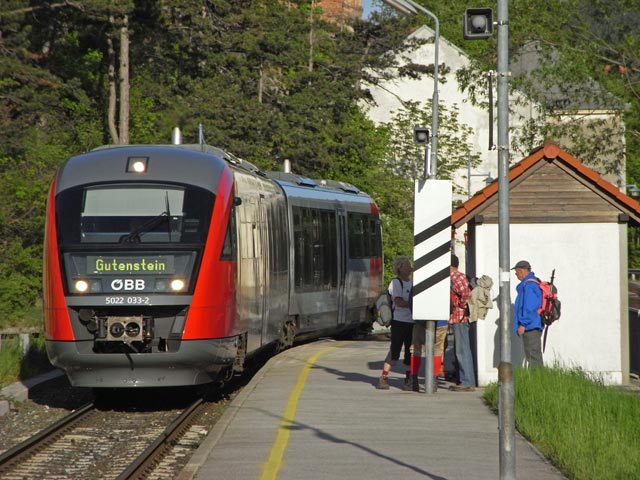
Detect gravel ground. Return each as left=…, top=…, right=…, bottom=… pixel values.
left=0, top=374, right=95, bottom=454
left=0, top=356, right=264, bottom=461
left=0, top=373, right=238, bottom=480
left=0, top=376, right=93, bottom=453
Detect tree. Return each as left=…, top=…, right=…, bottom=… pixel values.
left=0, top=0, right=432, bottom=310
left=406, top=0, right=640, bottom=266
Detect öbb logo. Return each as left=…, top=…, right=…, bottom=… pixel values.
left=110, top=279, right=146, bottom=291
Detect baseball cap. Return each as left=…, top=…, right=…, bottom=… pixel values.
left=511, top=260, right=531, bottom=270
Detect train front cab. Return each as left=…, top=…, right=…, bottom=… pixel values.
left=43, top=146, right=246, bottom=388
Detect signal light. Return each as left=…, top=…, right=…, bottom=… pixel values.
left=463, top=8, right=493, bottom=40
left=413, top=127, right=429, bottom=145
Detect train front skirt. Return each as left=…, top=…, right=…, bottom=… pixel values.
left=45, top=337, right=238, bottom=387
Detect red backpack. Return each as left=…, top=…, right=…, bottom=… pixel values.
left=525, top=269, right=561, bottom=351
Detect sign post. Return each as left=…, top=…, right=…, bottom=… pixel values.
left=412, top=180, right=451, bottom=394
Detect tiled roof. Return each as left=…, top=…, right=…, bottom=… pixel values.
left=452, top=142, right=640, bottom=227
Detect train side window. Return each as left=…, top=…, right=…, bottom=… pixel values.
left=311, top=208, right=323, bottom=289
left=276, top=201, right=288, bottom=273
left=293, top=207, right=305, bottom=289
left=348, top=213, right=365, bottom=258
left=370, top=215, right=382, bottom=257
left=321, top=210, right=337, bottom=288
left=220, top=206, right=237, bottom=260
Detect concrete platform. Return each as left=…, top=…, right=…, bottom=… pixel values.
left=0, top=369, right=64, bottom=403
left=179, top=339, right=566, bottom=480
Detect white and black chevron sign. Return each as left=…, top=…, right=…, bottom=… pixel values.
left=412, top=180, right=452, bottom=321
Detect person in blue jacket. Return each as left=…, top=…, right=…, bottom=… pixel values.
left=512, top=260, right=544, bottom=367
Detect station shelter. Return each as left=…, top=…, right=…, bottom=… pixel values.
left=452, top=142, right=640, bottom=385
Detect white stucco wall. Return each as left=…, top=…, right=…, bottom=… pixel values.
left=363, top=26, right=539, bottom=201
left=472, top=222, right=624, bottom=385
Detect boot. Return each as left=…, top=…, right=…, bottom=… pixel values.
left=411, top=374, right=420, bottom=392
left=403, top=371, right=412, bottom=390
left=434, top=355, right=443, bottom=378
left=377, top=375, right=390, bottom=390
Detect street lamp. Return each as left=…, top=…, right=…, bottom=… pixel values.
left=383, top=0, right=439, bottom=178
left=467, top=172, right=493, bottom=198
left=624, top=184, right=640, bottom=197
left=466, top=153, right=493, bottom=197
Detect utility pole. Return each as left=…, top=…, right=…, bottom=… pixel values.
left=463, top=4, right=514, bottom=477
left=495, top=1, right=515, bottom=478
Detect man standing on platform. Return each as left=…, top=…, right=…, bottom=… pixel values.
left=449, top=254, right=475, bottom=392
left=512, top=260, right=544, bottom=367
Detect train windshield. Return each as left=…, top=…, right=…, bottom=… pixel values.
left=57, top=183, right=214, bottom=245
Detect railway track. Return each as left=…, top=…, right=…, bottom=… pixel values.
left=0, top=396, right=219, bottom=480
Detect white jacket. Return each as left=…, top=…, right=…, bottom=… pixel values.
left=468, top=275, right=494, bottom=322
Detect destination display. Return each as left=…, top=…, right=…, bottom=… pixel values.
left=87, top=255, right=176, bottom=275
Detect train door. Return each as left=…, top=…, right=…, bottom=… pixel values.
left=259, top=194, right=270, bottom=344
left=336, top=209, right=348, bottom=325
left=235, top=174, right=265, bottom=353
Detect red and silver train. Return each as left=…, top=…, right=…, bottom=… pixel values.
left=43, top=139, right=383, bottom=388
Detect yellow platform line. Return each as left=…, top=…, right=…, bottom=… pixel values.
left=260, top=343, right=343, bottom=480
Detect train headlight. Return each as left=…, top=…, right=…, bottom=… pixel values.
left=74, top=280, right=90, bottom=293
left=126, top=156, right=149, bottom=173
left=170, top=279, right=186, bottom=291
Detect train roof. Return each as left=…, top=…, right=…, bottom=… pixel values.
left=265, top=172, right=361, bottom=194
left=93, top=143, right=266, bottom=177
left=55, top=144, right=266, bottom=194
left=266, top=171, right=376, bottom=214
left=56, top=143, right=373, bottom=209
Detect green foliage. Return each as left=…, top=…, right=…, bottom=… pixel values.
left=484, top=366, right=640, bottom=479
left=383, top=100, right=480, bottom=196
left=0, top=245, right=41, bottom=319
left=2, top=0, right=638, bottom=311
left=0, top=0, right=429, bottom=311
left=0, top=335, right=50, bottom=388
left=414, top=0, right=640, bottom=266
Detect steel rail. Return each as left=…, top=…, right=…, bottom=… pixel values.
left=0, top=402, right=95, bottom=472
left=116, top=397, right=206, bottom=480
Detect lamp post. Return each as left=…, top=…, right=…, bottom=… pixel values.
left=389, top=0, right=441, bottom=397
left=384, top=0, right=439, bottom=178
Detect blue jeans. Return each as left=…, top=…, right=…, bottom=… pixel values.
left=452, top=322, right=476, bottom=387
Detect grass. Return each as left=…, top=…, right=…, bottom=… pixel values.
left=0, top=305, right=52, bottom=389
left=0, top=335, right=52, bottom=388
left=484, top=366, right=640, bottom=480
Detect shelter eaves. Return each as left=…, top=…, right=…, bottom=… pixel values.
left=452, top=142, right=640, bottom=228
